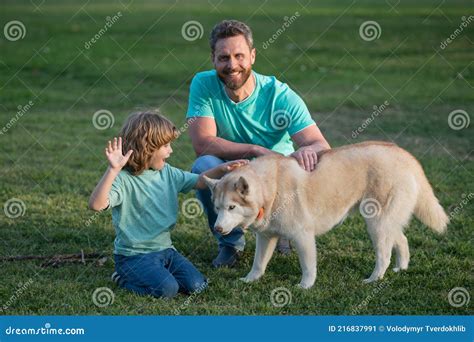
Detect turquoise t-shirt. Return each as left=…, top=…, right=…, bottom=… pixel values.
left=186, top=70, right=316, bottom=156
left=108, top=164, right=199, bottom=256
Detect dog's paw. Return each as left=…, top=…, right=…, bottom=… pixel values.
left=239, top=277, right=253, bottom=283
left=240, top=272, right=262, bottom=283
left=362, top=275, right=383, bottom=284
left=393, top=266, right=407, bottom=273
left=297, top=281, right=314, bottom=289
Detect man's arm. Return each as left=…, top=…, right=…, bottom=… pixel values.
left=188, top=117, right=276, bottom=160
left=290, top=124, right=330, bottom=172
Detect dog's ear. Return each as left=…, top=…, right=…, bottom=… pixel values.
left=234, top=176, right=249, bottom=196
left=203, top=175, right=219, bottom=192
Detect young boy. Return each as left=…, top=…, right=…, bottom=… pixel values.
left=89, top=111, right=247, bottom=298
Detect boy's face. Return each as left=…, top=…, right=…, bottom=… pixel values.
left=150, top=143, right=173, bottom=170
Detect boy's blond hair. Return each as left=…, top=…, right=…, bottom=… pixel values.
left=119, top=110, right=178, bottom=175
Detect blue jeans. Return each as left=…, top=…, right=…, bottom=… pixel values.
left=191, top=155, right=245, bottom=251
left=114, top=248, right=207, bottom=298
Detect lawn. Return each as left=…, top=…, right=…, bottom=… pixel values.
left=0, top=0, right=472, bottom=315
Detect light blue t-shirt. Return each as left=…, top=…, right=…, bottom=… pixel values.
left=186, top=70, right=316, bottom=156
left=108, top=164, right=199, bottom=256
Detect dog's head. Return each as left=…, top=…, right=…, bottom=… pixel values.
left=203, top=171, right=263, bottom=235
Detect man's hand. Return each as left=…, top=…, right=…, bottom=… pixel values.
left=290, top=146, right=318, bottom=172
left=251, top=145, right=280, bottom=157
left=221, top=159, right=249, bottom=173
left=105, top=137, right=133, bottom=172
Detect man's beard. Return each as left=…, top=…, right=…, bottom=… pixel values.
left=218, top=66, right=252, bottom=90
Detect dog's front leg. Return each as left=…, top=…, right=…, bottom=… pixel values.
left=240, top=233, right=278, bottom=283
left=292, top=232, right=317, bottom=289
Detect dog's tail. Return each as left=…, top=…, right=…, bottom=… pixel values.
left=414, top=169, right=449, bottom=234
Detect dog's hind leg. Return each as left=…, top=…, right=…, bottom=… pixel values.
left=292, top=232, right=317, bottom=289
left=364, top=218, right=394, bottom=284
left=393, top=231, right=410, bottom=272
left=363, top=184, right=417, bottom=283
left=241, top=233, right=278, bottom=283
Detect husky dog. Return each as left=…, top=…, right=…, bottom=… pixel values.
left=203, top=141, right=449, bottom=289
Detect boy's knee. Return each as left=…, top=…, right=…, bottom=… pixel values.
left=184, top=275, right=207, bottom=294
left=191, top=155, right=224, bottom=174
left=152, top=278, right=179, bottom=298
left=188, top=279, right=207, bottom=294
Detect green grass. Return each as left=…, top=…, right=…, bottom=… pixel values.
left=0, top=0, right=472, bottom=315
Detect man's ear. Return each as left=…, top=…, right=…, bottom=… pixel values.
left=234, top=176, right=249, bottom=196
left=250, top=47, right=256, bottom=65
left=203, top=175, right=219, bottom=192
left=210, top=52, right=215, bottom=66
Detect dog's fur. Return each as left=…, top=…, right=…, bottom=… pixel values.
left=204, top=141, right=449, bottom=288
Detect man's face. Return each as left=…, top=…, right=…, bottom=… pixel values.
left=212, top=35, right=256, bottom=90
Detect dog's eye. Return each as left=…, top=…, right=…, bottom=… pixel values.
left=229, top=205, right=236, bottom=210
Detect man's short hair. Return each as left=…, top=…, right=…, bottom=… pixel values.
left=209, top=20, right=254, bottom=52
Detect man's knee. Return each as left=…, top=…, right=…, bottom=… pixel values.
left=191, top=155, right=225, bottom=174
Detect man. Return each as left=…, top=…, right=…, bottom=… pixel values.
left=187, top=20, right=330, bottom=267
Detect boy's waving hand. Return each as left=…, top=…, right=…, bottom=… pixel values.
left=106, top=137, right=133, bottom=171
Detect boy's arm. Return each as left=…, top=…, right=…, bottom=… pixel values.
left=88, top=137, right=133, bottom=211
left=194, top=159, right=248, bottom=190
left=88, top=167, right=121, bottom=211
